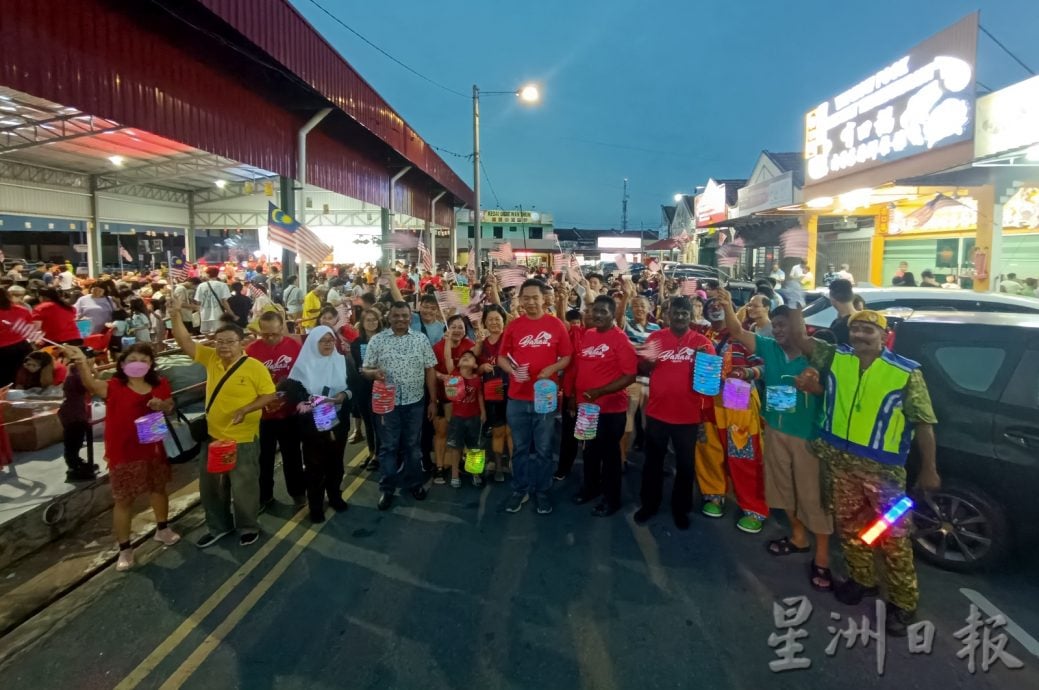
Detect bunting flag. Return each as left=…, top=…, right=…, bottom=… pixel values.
left=496, top=266, right=528, bottom=289
left=435, top=289, right=463, bottom=313
left=488, top=242, right=514, bottom=263
left=267, top=201, right=332, bottom=266
left=418, top=240, right=433, bottom=272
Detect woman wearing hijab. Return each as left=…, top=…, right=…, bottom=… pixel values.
left=278, top=325, right=352, bottom=522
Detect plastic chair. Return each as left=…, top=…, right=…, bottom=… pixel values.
left=83, top=328, right=113, bottom=364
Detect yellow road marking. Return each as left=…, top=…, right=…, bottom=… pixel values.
left=116, top=448, right=369, bottom=690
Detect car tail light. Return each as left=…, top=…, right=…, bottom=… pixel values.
left=805, top=324, right=818, bottom=336
left=886, top=328, right=896, bottom=351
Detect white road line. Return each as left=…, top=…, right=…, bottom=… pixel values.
left=960, top=588, right=1039, bottom=658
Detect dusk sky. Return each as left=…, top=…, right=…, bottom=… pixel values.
left=289, top=0, right=1039, bottom=230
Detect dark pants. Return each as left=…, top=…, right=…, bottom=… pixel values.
left=358, top=400, right=378, bottom=458
left=61, top=419, right=92, bottom=469
left=376, top=400, right=425, bottom=493
left=258, top=417, right=305, bottom=502
left=420, top=390, right=435, bottom=471
left=301, top=429, right=345, bottom=512
left=556, top=396, right=579, bottom=478
left=641, top=416, right=699, bottom=516
left=582, top=412, right=626, bottom=508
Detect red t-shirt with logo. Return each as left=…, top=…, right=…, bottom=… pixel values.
left=575, top=326, right=637, bottom=413
left=449, top=372, right=482, bottom=418
left=644, top=328, right=716, bottom=424
left=246, top=336, right=301, bottom=419
left=562, top=324, right=585, bottom=397
left=499, top=314, right=573, bottom=401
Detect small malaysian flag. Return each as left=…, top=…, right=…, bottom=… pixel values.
left=551, top=253, right=565, bottom=273
left=2, top=318, right=43, bottom=344
left=681, top=279, right=699, bottom=296
left=245, top=283, right=264, bottom=300
left=466, top=247, right=476, bottom=275
left=488, top=242, right=514, bottom=263
left=566, top=259, right=583, bottom=285
left=434, top=289, right=462, bottom=313
left=614, top=253, right=630, bottom=274
left=118, top=244, right=133, bottom=263
left=444, top=265, right=457, bottom=283
left=169, top=257, right=189, bottom=283
left=495, top=266, right=527, bottom=289
left=418, top=241, right=433, bottom=272
left=334, top=303, right=352, bottom=329
left=638, top=337, right=662, bottom=361
left=648, top=260, right=660, bottom=273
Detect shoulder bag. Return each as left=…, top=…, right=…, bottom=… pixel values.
left=190, top=355, right=249, bottom=443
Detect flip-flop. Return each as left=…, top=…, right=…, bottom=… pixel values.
left=766, top=536, right=811, bottom=556
left=810, top=561, right=833, bottom=592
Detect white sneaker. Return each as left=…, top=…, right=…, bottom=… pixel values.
left=154, top=527, right=182, bottom=547
left=116, top=548, right=134, bottom=572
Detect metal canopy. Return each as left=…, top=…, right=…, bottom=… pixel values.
left=0, top=86, right=275, bottom=195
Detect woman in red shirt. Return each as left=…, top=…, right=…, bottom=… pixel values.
left=432, top=314, right=474, bottom=484
left=65, top=343, right=180, bottom=572
left=33, top=288, right=82, bottom=345
left=473, top=304, right=512, bottom=482
left=0, top=286, right=35, bottom=387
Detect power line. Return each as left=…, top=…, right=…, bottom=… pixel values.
left=429, top=143, right=470, bottom=160
left=980, top=24, right=1035, bottom=76
left=480, top=160, right=503, bottom=209
left=304, top=0, right=469, bottom=97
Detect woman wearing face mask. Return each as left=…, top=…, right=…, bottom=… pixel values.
left=64, top=343, right=179, bottom=571
left=432, top=315, right=475, bottom=486
left=278, top=326, right=352, bottom=522
left=474, top=304, right=512, bottom=482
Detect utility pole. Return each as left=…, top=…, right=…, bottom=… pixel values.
left=621, top=178, right=630, bottom=231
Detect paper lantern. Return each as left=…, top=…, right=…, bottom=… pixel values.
left=483, top=378, right=504, bottom=401
left=313, top=401, right=338, bottom=432
left=533, top=379, right=558, bottom=414
left=464, top=449, right=486, bottom=474
left=766, top=385, right=798, bottom=413
left=134, top=412, right=168, bottom=444
left=206, top=440, right=238, bottom=473
left=722, top=378, right=752, bottom=410
left=372, top=380, right=397, bottom=415
left=692, top=351, right=723, bottom=396
left=574, top=402, right=600, bottom=440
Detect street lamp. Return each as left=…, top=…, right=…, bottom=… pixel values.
left=472, top=82, right=541, bottom=267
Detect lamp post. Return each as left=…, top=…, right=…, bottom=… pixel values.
left=471, top=83, right=540, bottom=269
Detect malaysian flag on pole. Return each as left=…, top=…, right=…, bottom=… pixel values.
left=267, top=202, right=332, bottom=267
left=551, top=253, right=566, bottom=273
left=680, top=279, right=699, bottom=296
left=245, top=283, right=265, bottom=300
left=495, top=266, right=528, bottom=289
left=466, top=246, right=476, bottom=275
left=434, top=289, right=463, bottom=313
left=118, top=243, right=133, bottom=263
left=488, top=241, right=514, bottom=263
left=169, top=256, right=189, bottom=283
left=418, top=240, right=433, bottom=272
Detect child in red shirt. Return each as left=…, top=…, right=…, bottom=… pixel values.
left=443, top=351, right=485, bottom=488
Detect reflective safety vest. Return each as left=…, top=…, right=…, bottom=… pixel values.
left=819, top=346, right=919, bottom=465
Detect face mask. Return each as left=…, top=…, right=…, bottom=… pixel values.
left=122, top=361, right=151, bottom=378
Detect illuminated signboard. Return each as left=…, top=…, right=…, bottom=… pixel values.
left=975, top=74, right=1039, bottom=159
left=482, top=210, right=539, bottom=224
left=804, top=14, right=978, bottom=187
left=695, top=179, right=728, bottom=227
left=596, top=236, right=642, bottom=249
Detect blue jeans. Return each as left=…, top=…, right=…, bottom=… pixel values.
left=375, top=400, right=425, bottom=493
left=506, top=399, right=556, bottom=496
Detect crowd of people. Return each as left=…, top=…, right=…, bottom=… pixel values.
left=1, top=254, right=941, bottom=634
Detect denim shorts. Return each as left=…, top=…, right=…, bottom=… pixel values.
left=447, top=415, right=483, bottom=450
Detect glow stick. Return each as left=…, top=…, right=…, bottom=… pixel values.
left=859, top=496, right=914, bottom=545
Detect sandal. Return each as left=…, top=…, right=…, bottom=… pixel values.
left=809, top=561, right=833, bottom=592
left=766, top=536, right=811, bottom=556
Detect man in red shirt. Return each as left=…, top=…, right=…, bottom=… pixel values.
left=499, top=279, right=573, bottom=515
left=573, top=295, right=637, bottom=516
left=246, top=311, right=305, bottom=508
left=636, top=296, right=716, bottom=529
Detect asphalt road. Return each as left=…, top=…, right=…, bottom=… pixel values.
left=1, top=443, right=1036, bottom=690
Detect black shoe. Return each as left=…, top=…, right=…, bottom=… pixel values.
left=410, top=486, right=428, bottom=501
left=573, top=490, right=599, bottom=505
left=885, top=602, right=916, bottom=637
left=834, top=579, right=880, bottom=606
left=378, top=492, right=394, bottom=511
left=592, top=502, right=620, bottom=518
left=328, top=497, right=349, bottom=513
left=66, top=468, right=95, bottom=482
left=553, top=471, right=568, bottom=481
left=309, top=510, right=326, bottom=524
left=673, top=512, right=691, bottom=530
left=196, top=530, right=232, bottom=549
left=239, top=532, right=260, bottom=547
left=290, top=494, right=307, bottom=508
left=633, top=507, right=656, bottom=525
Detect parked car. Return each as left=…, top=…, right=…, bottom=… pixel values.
left=803, top=286, right=1039, bottom=332
left=886, top=311, right=1039, bottom=572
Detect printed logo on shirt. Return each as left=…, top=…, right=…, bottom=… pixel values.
left=518, top=331, right=554, bottom=348
left=658, top=346, right=697, bottom=363
left=262, top=354, right=295, bottom=378
left=579, top=343, right=610, bottom=359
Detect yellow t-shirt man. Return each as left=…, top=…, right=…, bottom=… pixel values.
left=301, top=289, right=322, bottom=331
left=195, top=345, right=276, bottom=443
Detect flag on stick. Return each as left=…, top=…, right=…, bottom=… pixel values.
left=267, top=202, right=332, bottom=266
left=466, top=247, right=476, bottom=275
left=681, top=279, right=699, bottom=296
left=614, top=253, right=630, bottom=274
left=2, top=318, right=43, bottom=344
left=435, top=289, right=463, bottom=313
left=648, top=260, right=660, bottom=274
left=638, top=337, right=662, bottom=361
left=118, top=244, right=133, bottom=263
left=418, top=241, right=433, bottom=272
left=551, top=253, right=566, bottom=273
left=496, top=266, right=528, bottom=289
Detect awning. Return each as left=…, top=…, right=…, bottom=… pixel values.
left=644, top=237, right=683, bottom=250
left=700, top=214, right=802, bottom=230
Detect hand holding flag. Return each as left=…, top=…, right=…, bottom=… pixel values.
left=488, top=242, right=514, bottom=263
left=681, top=279, right=699, bottom=296
left=638, top=338, right=662, bottom=361
left=614, top=253, right=630, bottom=275
left=496, top=267, right=527, bottom=289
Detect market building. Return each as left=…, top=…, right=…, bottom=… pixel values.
left=0, top=0, right=472, bottom=278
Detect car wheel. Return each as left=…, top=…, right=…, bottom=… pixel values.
left=910, top=479, right=1010, bottom=573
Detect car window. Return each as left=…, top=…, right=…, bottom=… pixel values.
left=933, top=346, right=1007, bottom=393
left=1001, top=351, right=1039, bottom=408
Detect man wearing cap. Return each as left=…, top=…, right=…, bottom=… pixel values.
left=792, top=308, right=939, bottom=636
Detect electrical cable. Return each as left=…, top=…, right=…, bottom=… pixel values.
left=979, top=24, right=1035, bottom=76
left=480, top=160, right=503, bottom=209
left=304, top=0, right=469, bottom=97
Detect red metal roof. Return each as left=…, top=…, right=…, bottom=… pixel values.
left=0, top=0, right=470, bottom=226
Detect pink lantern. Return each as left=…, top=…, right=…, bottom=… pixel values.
left=722, top=378, right=752, bottom=410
